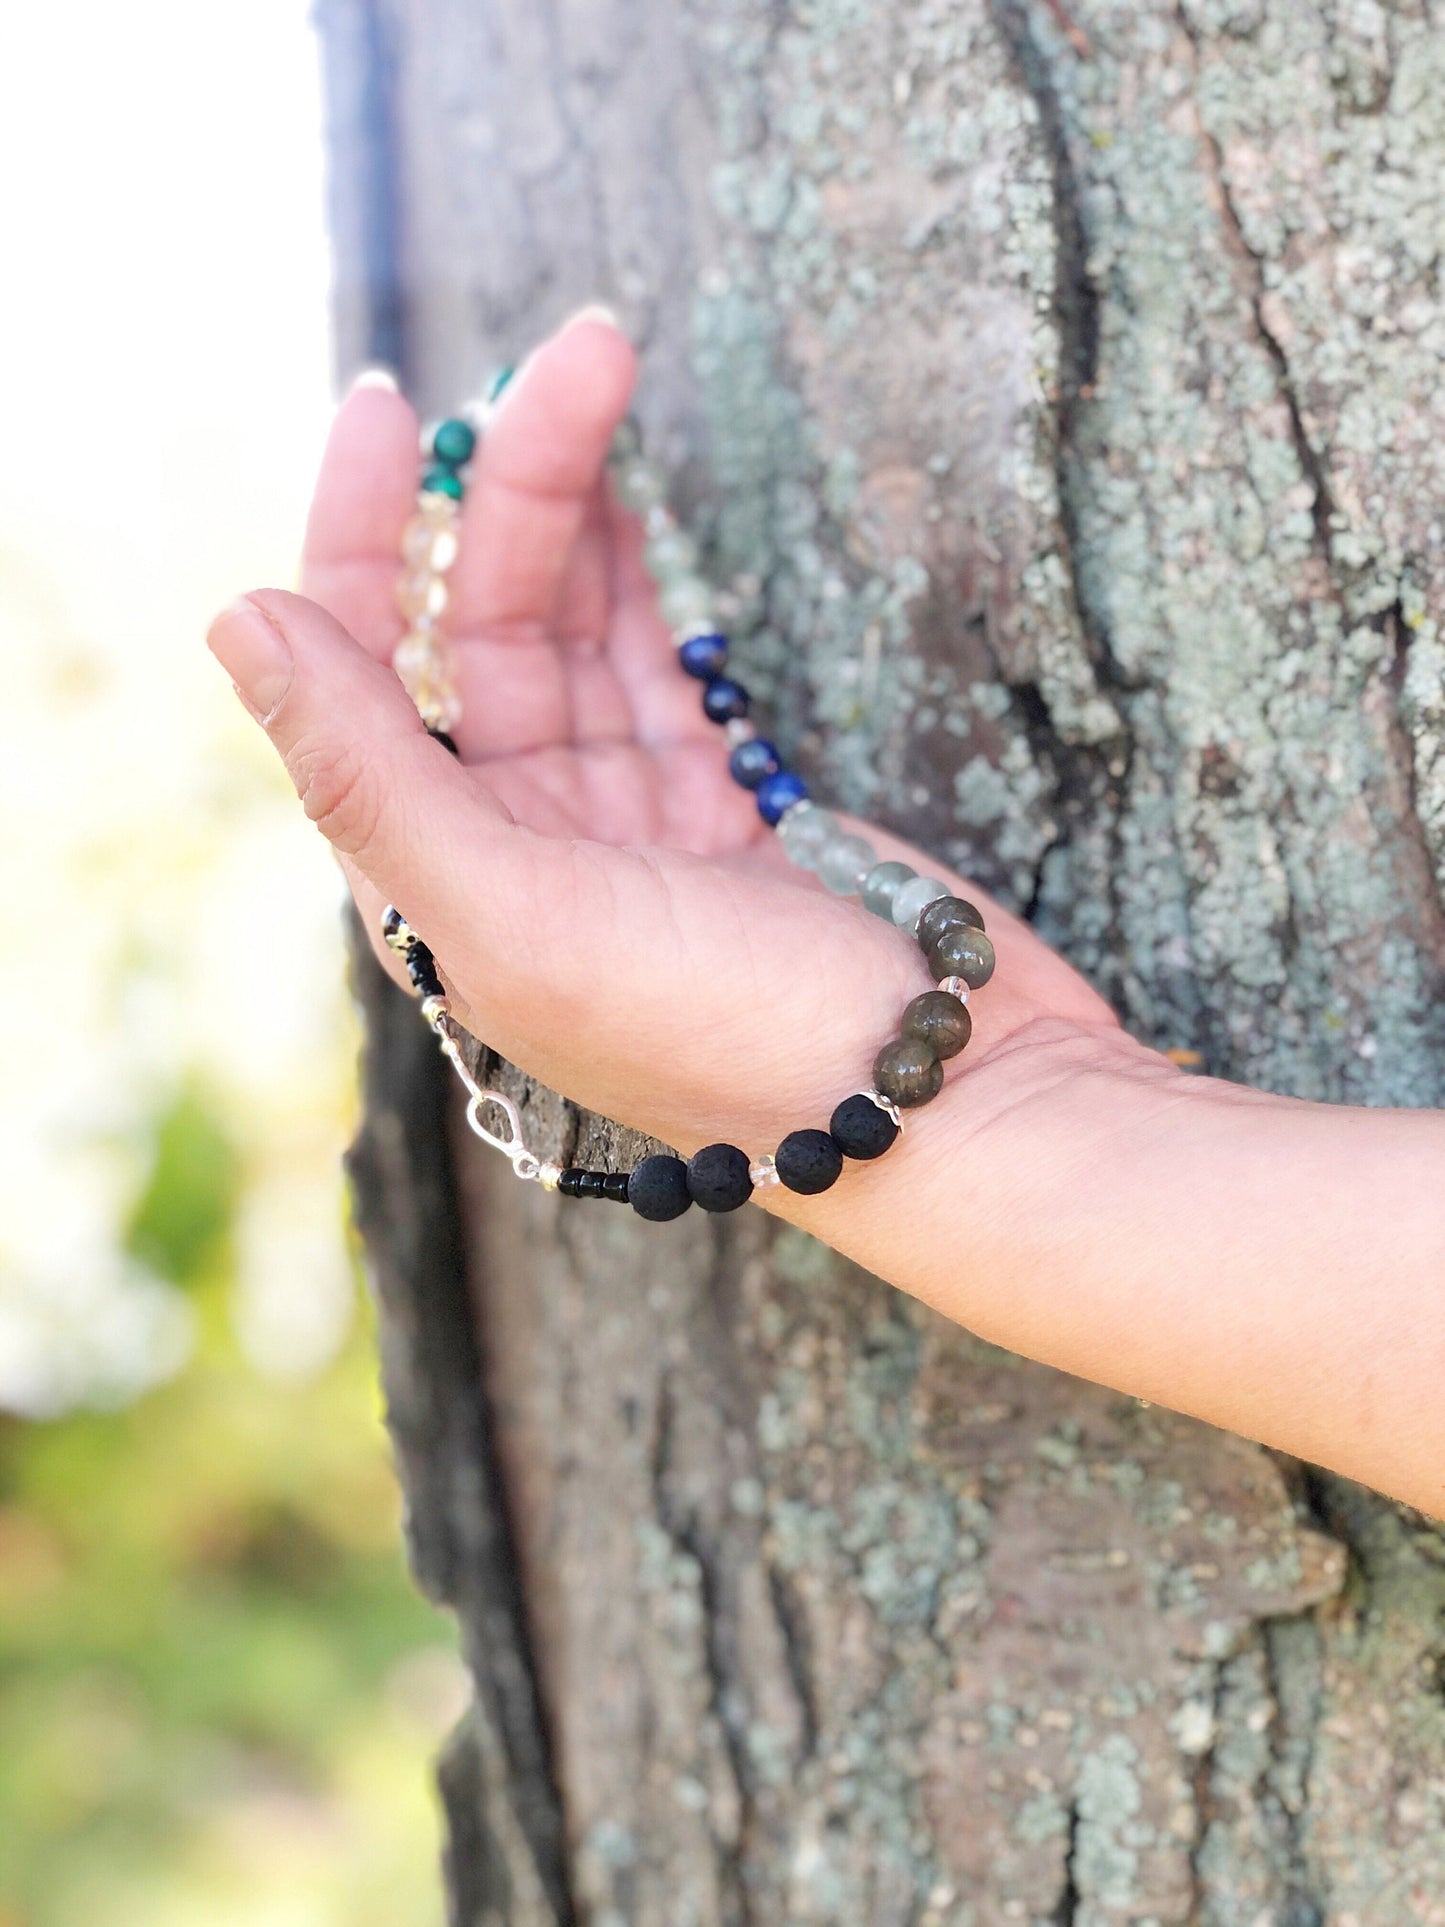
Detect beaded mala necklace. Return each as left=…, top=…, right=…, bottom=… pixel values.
left=381, top=381, right=997, bottom=1223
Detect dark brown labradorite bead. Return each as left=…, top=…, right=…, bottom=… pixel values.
left=901, top=990, right=972, bottom=1061
left=915, top=894, right=985, bottom=953
left=872, top=1037, right=944, bottom=1109
left=929, top=924, right=996, bottom=988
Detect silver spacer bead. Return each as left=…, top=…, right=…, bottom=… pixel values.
left=749, top=1153, right=780, bottom=1189
left=725, top=716, right=756, bottom=747
left=421, top=993, right=451, bottom=1028
left=862, top=1088, right=904, bottom=1131
left=537, top=1161, right=564, bottom=1192
left=936, top=975, right=972, bottom=1005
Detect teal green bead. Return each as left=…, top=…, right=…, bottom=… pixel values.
left=861, top=860, right=916, bottom=919
left=431, top=418, right=476, bottom=466
left=421, top=464, right=464, bottom=500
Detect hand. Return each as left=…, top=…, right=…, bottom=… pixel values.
left=207, top=311, right=1140, bottom=1193
left=208, top=310, right=1445, bottom=1513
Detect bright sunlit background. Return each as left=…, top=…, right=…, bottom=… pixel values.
left=0, top=6, right=460, bottom=1922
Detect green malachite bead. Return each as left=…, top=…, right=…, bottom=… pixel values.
left=431, top=417, right=476, bottom=466
left=421, top=464, right=465, bottom=500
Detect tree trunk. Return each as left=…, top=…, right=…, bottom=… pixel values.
left=317, top=1, right=1445, bottom=1920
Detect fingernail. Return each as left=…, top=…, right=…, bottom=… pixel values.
left=566, top=302, right=624, bottom=333
left=208, top=595, right=294, bottom=720
left=349, top=366, right=399, bottom=392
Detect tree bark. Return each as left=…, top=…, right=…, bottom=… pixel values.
left=318, top=1, right=1445, bottom=1920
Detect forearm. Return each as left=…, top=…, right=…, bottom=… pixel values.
left=769, top=1021, right=1445, bottom=1514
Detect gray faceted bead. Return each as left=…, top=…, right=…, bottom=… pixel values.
left=819, top=833, right=877, bottom=895
left=860, top=860, right=917, bottom=919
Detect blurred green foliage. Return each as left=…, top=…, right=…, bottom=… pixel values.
left=123, top=1087, right=241, bottom=1289
left=0, top=1136, right=456, bottom=1927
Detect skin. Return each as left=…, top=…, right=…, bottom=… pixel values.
left=208, top=310, right=1445, bottom=1516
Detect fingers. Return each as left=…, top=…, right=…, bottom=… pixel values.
left=447, top=308, right=637, bottom=641
left=206, top=588, right=565, bottom=975
left=300, top=375, right=420, bottom=660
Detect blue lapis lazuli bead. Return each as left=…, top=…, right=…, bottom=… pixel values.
left=702, top=676, right=750, bottom=724
left=728, top=737, right=781, bottom=791
left=757, top=769, right=809, bottom=825
left=679, top=631, right=729, bottom=680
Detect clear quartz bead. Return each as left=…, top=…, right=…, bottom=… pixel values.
left=819, top=832, right=877, bottom=895
left=724, top=716, right=756, bottom=747
left=891, top=875, right=950, bottom=932
left=402, top=514, right=459, bottom=572
left=415, top=683, right=462, bottom=733
left=936, top=975, right=972, bottom=1004
left=393, top=630, right=441, bottom=689
left=749, top=1154, right=780, bottom=1189
left=416, top=491, right=460, bottom=527
left=397, top=570, right=449, bottom=620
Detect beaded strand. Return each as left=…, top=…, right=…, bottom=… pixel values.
left=380, top=390, right=997, bottom=1220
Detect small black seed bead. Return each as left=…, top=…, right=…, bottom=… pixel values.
left=687, top=1142, right=754, bottom=1212
left=602, top=1171, right=633, bottom=1203
left=901, top=989, right=972, bottom=1061
left=577, top=1170, right=608, bottom=1199
left=426, top=727, right=460, bottom=757
left=872, top=1037, right=944, bottom=1109
left=775, top=1128, right=843, bottom=1196
left=915, top=895, right=986, bottom=953
left=829, top=1092, right=900, bottom=1161
left=409, top=955, right=445, bottom=1001
left=928, top=925, right=996, bottom=988
left=558, top=1168, right=587, bottom=1197
left=627, top=1154, right=693, bottom=1222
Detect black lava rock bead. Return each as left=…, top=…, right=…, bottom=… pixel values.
left=775, top=1128, right=843, bottom=1195
left=828, top=1092, right=900, bottom=1160
left=686, top=1142, right=754, bottom=1212
left=627, top=1153, right=693, bottom=1221
left=915, top=894, right=986, bottom=952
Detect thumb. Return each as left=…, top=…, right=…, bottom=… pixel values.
left=206, top=587, right=556, bottom=971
